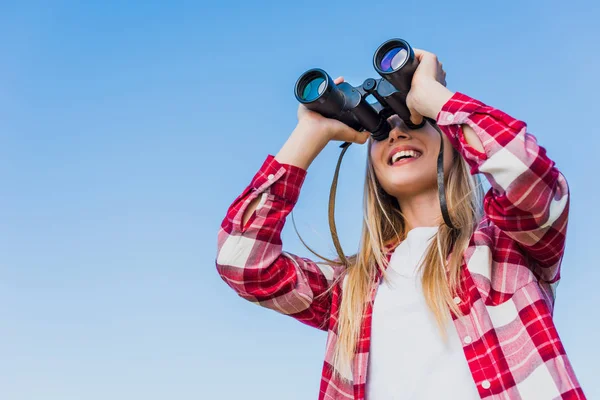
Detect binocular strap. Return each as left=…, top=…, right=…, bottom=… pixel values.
left=327, top=142, right=352, bottom=266
left=327, top=125, right=456, bottom=265
left=428, top=118, right=457, bottom=231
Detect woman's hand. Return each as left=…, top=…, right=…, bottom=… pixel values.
left=405, top=49, right=455, bottom=125
left=276, top=77, right=370, bottom=170
left=296, top=76, right=370, bottom=146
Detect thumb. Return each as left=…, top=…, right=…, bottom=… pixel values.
left=335, top=124, right=370, bottom=144
left=407, top=105, right=424, bottom=126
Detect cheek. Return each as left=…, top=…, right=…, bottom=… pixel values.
left=368, top=153, right=389, bottom=189
left=369, top=143, right=385, bottom=170
left=442, top=138, right=456, bottom=173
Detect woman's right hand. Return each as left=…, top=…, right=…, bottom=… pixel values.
left=296, top=76, right=371, bottom=146
left=275, top=77, right=370, bottom=170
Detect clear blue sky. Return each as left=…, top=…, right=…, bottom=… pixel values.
left=1, top=1, right=598, bottom=399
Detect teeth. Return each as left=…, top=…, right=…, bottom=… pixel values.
left=391, top=150, right=421, bottom=164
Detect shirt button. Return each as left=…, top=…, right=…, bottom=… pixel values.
left=445, top=113, right=454, bottom=122
left=267, top=174, right=275, bottom=180
left=463, top=335, right=472, bottom=344
left=453, top=296, right=461, bottom=304
left=481, top=380, right=491, bottom=389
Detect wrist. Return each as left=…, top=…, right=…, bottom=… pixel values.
left=293, top=121, right=330, bottom=150
left=417, top=81, right=455, bottom=120
left=275, top=123, right=328, bottom=170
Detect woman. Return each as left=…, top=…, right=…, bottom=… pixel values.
left=215, top=48, right=584, bottom=399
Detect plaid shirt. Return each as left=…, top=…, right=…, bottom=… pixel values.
left=216, top=92, right=584, bottom=399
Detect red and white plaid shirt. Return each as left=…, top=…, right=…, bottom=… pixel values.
left=216, top=93, right=585, bottom=399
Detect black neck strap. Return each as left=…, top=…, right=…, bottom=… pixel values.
left=425, top=117, right=456, bottom=230
left=327, top=122, right=457, bottom=263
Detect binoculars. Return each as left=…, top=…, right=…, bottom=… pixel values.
left=294, top=38, right=424, bottom=141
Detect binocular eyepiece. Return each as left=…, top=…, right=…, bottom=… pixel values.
left=294, top=39, right=423, bottom=141
left=294, top=39, right=458, bottom=231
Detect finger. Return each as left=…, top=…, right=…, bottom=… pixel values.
left=412, top=48, right=431, bottom=61
left=352, top=130, right=370, bottom=144
left=338, top=126, right=370, bottom=144
left=413, top=48, right=425, bottom=61
left=333, top=76, right=345, bottom=85
left=414, top=49, right=439, bottom=67
left=407, top=105, right=424, bottom=126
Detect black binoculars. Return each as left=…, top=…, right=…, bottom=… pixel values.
left=294, top=38, right=424, bottom=142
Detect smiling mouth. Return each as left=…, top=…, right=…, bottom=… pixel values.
left=388, top=149, right=422, bottom=166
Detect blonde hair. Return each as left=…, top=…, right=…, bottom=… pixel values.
left=299, top=122, right=484, bottom=382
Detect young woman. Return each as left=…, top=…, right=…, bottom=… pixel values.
left=215, top=49, right=585, bottom=399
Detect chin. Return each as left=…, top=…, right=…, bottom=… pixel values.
left=385, top=180, right=426, bottom=197
left=380, top=171, right=436, bottom=198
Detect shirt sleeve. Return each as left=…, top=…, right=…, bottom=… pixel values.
left=215, top=155, right=343, bottom=330
left=436, top=92, right=569, bottom=283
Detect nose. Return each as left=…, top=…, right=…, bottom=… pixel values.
left=387, top=125, right=411, bottom=143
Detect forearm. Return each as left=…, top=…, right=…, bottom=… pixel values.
left=275, top=122, right=328, bottom=170
left=434, top=91, right=569, bottom=274
left=242, top=196, right=262, bottom=229
left=217, top=154, right=339, bottom=329
left=240, top=124, right=328, bottom=228
left=422, top=81, right=484, bottom=153
left=461, top=124, right=484, bottom=153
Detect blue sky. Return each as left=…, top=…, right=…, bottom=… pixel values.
left=1, top=1, right=599, bottom=399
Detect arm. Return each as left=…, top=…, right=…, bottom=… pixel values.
left=216, top=153, right=342, bottom=330
left=433, top=88, right=568, bottom=283
left=405, top=50, right=568, bottom=284
left=216, top=105, right=369, bottom=330
left=239, top=121, right=335, bottom=227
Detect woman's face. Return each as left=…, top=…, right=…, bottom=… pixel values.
left=370, top=115, right=454, bottom=200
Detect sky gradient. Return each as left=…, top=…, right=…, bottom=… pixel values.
left=1, top=1, right=599, bottom=399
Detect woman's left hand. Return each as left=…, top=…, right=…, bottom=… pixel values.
left=406, top=48, right=454, bottom=125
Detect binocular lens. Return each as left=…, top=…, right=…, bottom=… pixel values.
left=294, top=68, right=347, bottom=117
left=301, top=76, right=327, bottom=101
left=380, top=47, right=408, bottom=72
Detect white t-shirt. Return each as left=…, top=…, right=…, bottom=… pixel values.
left=366, top=226, right=480, bottom=399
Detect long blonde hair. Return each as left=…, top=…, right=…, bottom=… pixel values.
left=297, top=122, right=485, bottom=381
